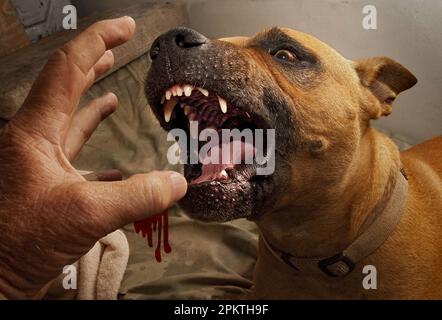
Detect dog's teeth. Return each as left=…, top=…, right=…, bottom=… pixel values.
left=176, top=86, right=183, bottom=96
left=184, top=105, right=191, bottom=116
left=184, top=85, right=193, bottom=97
left=197, top=87, right=209, bottom=97
left=161, top=95, right=165, bottom=104
left=164, top=99, right=177, bottom=123
left=218, top=96, right=227, bottom=113
left=220, top=170, right=228, bottom=179
left=165, top=90, right=172, bottom=100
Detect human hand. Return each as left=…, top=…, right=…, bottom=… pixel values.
left=0, top=17, right=187, bottom=299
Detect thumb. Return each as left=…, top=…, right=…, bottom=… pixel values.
left=79, top=171, right=187, bottom=232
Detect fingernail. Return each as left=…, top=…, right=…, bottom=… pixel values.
left=105, top=92, right=118, bottom=104
left=168, top=172, right=187, bottom=200
left=122, top=16, right=136, bottom=29
left=101, top=93, right=118, bottom=118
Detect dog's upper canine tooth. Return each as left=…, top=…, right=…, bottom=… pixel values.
left=165, top=90, right=172, bottom=100
left=197, top=87, right=209, bottom=97
left=184, top=85, right=193, bottom=97
left=164, top=99, right=177, bottom=123
left=218, top=96, right=227, bottom=113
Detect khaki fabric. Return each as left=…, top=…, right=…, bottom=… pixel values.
left=72, top=54, right=258, bottom=300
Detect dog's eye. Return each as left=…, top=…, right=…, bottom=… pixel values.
left=274, top=49, right=297, bottom=62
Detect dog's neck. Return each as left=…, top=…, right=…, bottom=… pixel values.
left=256, top=126, right=402, bottom=258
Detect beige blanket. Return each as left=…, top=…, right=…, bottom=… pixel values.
left=46, top=230, right=129, bottom=300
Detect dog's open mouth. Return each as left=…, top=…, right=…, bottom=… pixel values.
left=150, top=83, right=274, bottom=221
left=159, top=84, right=270, bottom=185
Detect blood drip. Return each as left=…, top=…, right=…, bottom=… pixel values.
left=134, top=210, right=171, bottom=262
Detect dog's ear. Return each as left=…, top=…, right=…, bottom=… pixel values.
left=354, top=57, right=417, bottom=118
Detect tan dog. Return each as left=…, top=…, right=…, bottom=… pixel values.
left=145, top=27, right=442, bottom=299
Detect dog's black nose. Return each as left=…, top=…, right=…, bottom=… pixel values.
left=149, top=27, right=208, bottom=60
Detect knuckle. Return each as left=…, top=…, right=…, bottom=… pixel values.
left=90, top=28, right=107, bottom=47
left=142, top=174, right=169, bottom=213
left=45, top=48, right=69, bottom=72
left=51, top=47, right=69, bottom=62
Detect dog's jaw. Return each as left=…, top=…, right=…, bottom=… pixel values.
left=145, top=29, right=296, bottom=221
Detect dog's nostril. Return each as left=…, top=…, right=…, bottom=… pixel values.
left=150, top=40, right=160, bottom=60
left=175, top=34, right=186, bottom=48
left=174, top=32, right=206, bottom=49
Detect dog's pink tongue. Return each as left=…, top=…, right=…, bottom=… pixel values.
left=192, top=140, right=255, bottom=184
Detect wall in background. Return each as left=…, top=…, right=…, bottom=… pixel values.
left=12, top=0, right=71, bottom=42
left=66, top=0, right=442, bottom=144
left=71, top=0, right=148, bottom=17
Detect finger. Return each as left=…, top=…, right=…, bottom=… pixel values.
left=83, top=170, right=123, bottom=182
left=77, top=171, right=187, bottom=233
left=84, top=50, right=115, bottom=93
left=61, top=16, right=135, bottom=76
left=64, top=92, right=118, bottom=161
left=14, top=17, right=135, bottom=136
